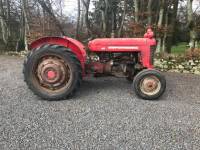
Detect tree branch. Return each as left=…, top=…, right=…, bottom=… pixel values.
left=37, top=0, right=65, bottom=35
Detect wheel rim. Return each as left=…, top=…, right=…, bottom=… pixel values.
left=34, top=55, right=72, bottom=92
left=140, top=75, right=161, bottom=96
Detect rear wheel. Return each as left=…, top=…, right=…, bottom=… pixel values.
left=23, top=44, right=82, bottom=101
left=133, top=69, right=166, bottom=100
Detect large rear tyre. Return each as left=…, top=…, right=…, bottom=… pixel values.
left=23, top=44, right=82, bottom=101
left=133, top=69, right=166, bottom=100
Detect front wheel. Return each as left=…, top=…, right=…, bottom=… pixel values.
left=133, top=69, right=166, bottom=100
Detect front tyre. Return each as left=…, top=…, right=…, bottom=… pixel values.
left=23, top=44, right=82, bottom=101
left=133, top=69, right=166, bottom=100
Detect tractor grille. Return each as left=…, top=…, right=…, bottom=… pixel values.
left=150, top=46, right=156, bottom=65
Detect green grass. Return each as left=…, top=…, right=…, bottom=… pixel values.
left=171, top=42, right=188, bottom=54
left=171, top=42, right=200, bottom=54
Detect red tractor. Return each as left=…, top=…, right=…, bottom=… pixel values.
left=23, top=28, right=166, bottom=101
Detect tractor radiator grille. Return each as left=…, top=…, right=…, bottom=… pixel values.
left=150, top=46, right=156, bottom=65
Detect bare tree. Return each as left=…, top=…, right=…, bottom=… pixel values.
left=22, top=0, right=30, bottom=51
left=156, top=0, right=164, bottom=53
left=118, top=0, right=127, bottom=37
left=100, top=0, right=108, bottom=36
left=147, top=0, right=153, bottom=25
left=133, top=0, right=139, bottom=23
left=187, top=0, right=198, bottom=49
left=76, top=0, right=81, bottom=39
left=37, top=0, right=65, bottom=35
left=162, top=6, right=169, bottom=52
left=0, top=0, right=8, bottom=46
left=167, top=0, right=179, bottom=53
left=0, top=0, right=198, bottom=54
left=81, top=0, right=91, bottom=36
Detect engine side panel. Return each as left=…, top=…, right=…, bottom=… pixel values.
left=88, top=38, right=156, bottom=69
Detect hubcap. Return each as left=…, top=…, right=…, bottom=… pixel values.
left=140, top=76, right=161, bottom=96
left=47, top=70, right=56, bottom=80
left=35, top=56, right=71, bottom=91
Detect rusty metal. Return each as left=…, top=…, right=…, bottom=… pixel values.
left=36, top=56, right=71, bottom=91
left=140, top=76, right=161, bottom=96
left=88, top=61, right=113, bottom=74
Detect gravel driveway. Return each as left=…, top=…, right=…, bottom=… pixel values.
left=0, top=55, right=200, bottom=150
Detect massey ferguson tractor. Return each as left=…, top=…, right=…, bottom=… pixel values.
left=23, top=28, right=166, bottom=101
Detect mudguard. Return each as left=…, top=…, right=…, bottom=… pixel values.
left=30, top=36, right=87, bottom=75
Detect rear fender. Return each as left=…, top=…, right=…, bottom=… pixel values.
left=30, top=36, right=87, bottom=76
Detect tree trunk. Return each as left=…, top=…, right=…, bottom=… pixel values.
left=59, top=0, right=63, bottom=17
left=0, top=0, right=8, bottom=46
left=42, top=8, right=45, bottom=34
left=187, top=0, right=197, bottom=49
left=101, top=9, right=106, bottom=35
left=133, top=0, right=139, bottom=23
left=147, top=0, right=153, bottom=25
left=162, top=10, right=169, bottom=52
left=156, top=0, right=164, bottom=53
left=76, top=0, right=81, bottom=39
left=166, top=0, right=179, bottom=53
left=22, top=0, right=29, bottom=51
left=111, top=1, right=117, bottom=38
left=81, top=0, right=92, bottom=37
left=100, top=0, right=109, bottom=37
left=118, top=0, right=127, bottom=37
left=80, top=2, right=84, bottom=32
left=6, top=0, right=10, bottom=37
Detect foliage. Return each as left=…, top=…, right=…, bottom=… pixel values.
left=0, top=0, right=200, bottom=54
left=155, top=58, right=200, bottom=75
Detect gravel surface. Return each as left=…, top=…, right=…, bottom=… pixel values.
left=0, top=55, right=200, bottom=150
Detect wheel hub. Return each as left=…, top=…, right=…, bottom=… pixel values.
left=47, top=70, right=56, bottom=80
left=140, top=76, right=161, bottom=96
left=36, top=57, right=70, bottom=90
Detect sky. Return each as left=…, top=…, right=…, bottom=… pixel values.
left=64, top=0, right=95, bottom=17
left=64, top=0, right=78, bottom=17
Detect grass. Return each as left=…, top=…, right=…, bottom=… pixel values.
left=171, top=42, right=188, bottom=54
left=171, top=42, right=200, bottom=54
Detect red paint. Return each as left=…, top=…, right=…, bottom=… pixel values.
left=88, top=28, right=156, bottom=69
left=90, top=62, right=104, bottom=74
left=29, top=28, right=157, bottom=76
left=47, top=70, right=56, bottom=79
left=88, top=28, right=156, bottom=53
